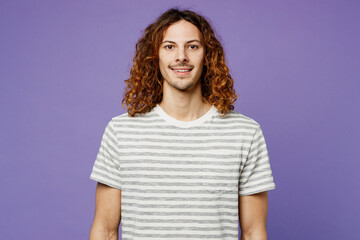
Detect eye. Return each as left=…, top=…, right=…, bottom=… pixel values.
left=165, top=45, right=174, bottom=50
left=189, top=45, right=199, bottom=49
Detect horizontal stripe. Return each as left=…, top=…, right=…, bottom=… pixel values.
left=122, top=216, right=238, bottom=224
left=122, top=224, right=237, bottom=231
left=89, top=104, right=275, bottom=239
left=122, top=232, right=238, bottom=239
left=117, top=137, right=250, bottom=144
left=122, top=210, right=238, bottom=217
left=119, top=159, right=242, bottom=166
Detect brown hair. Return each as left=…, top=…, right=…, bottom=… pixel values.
left=121, top=8, right=238, bottom=117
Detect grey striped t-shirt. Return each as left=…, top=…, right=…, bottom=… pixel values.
left=90, top=103, right=276, bottom=240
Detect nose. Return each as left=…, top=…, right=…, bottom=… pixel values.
left=176, top=47, right=188, bottom=62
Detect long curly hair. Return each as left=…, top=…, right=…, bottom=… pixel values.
left=121, top=8, right=238, bottom=117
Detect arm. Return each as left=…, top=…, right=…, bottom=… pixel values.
left=90, top=183, right=122, bottom=240
left=238, top=191, right=269, bottom=240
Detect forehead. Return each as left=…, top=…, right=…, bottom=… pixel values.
left=162, top=20, right=202, bottom=42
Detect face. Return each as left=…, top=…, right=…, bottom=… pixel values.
left=158, top=20, right=205, bottom=92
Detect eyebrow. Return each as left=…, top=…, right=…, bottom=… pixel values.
left=161, top=39, right=202, bottom=45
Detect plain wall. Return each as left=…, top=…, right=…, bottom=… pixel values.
left=1, top=0, right=359, bottom=239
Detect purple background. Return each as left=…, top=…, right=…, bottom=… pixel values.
left=1, top=0, right=359, bottom=239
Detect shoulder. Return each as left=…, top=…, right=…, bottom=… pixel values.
left=107, top=108, right=157, bottom=127
left=215, top=109, right=262, bottom=129
left=111, top=111, right=132, bottom=121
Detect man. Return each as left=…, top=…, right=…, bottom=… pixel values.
left=89, top=8, right=275, bottom=240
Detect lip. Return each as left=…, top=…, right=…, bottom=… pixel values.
left=171, top=68, right=193, bottom=76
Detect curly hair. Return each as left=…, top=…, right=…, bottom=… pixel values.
left=121, top=8, right=238, bottom=117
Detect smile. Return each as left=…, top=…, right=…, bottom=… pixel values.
left=171, top=68, right=193, bottom=76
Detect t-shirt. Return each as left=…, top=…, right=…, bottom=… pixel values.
left=90, top=103, right=276, bottom=240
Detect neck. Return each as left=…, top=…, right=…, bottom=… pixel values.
left=159, top=83, right=212, bottom=122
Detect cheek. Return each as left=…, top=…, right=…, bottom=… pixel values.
left=158, top=56, right=169, bottom=77
left=158, top=59, right=167, bottom=70
left=159, top=53, right=171, bottom=67
left=193, top=51, right=205, bottom=64
left=194, top=56, right=205, bottom=66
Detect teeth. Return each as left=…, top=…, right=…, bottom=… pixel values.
left=174, top=69, right=191, bottom=72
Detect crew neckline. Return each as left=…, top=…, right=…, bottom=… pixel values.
left=153, top=103, right=217, bottom=128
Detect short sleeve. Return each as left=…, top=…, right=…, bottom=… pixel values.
left=89, top=119, right=122, bottom=190
left=239, top=126, right=276, bottom=196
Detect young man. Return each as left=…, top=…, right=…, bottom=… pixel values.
left=89, top=8, right=276, bottom=240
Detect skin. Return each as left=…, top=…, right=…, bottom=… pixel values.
left=89, top=19, right=269, bottom=240
left=158, top=19, right=212, bottom=121
left=239, top=191, right=269, bottom=240
left=89, top=183, right=121, bottom=240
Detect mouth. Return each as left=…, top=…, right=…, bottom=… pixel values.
left=170, top=67, right=193, bottom=76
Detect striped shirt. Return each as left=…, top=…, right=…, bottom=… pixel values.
left=90, top=103, right=276, bottom=240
